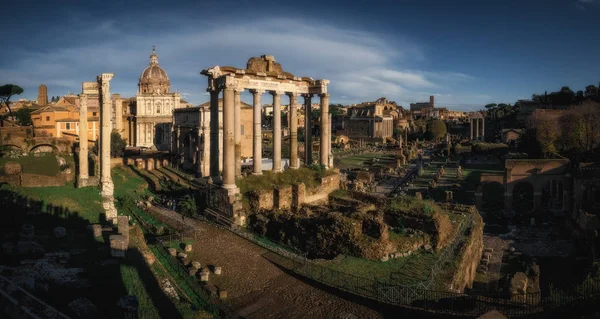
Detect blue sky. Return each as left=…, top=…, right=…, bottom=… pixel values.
left=1, top=0, right=599, bottom=111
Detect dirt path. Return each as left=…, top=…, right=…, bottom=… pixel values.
left=148, top=206, right=386, bottom=319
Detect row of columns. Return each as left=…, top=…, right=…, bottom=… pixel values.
left=207, top=87, right=330, bottom=194
left=470, top=117, right=485, bottom=141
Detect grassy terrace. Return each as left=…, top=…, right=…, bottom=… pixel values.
left=236, top=166, right=337, bottom=194
left=0, top=153, right=61, bottom=176
left=0, top=165, right=208, bottom=318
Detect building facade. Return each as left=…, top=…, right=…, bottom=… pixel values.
left=128, top=47, right=182, bottom=150
left=341, top=97, right=396, bottom=142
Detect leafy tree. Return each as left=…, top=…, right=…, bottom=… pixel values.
left=15, top=108, right=32, bottom=126
left=425, top=119, right=447, bottom=141
left=179, top=194, right=197, bottom=218
left=0, top=84, right=24, bottom=119
left=93, top=130, right=127, bottom=158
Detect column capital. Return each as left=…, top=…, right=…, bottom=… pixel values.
left=234, top=88, right=244, bottom=94
left=319, top=93, right=330, bottom=98
left=286, top=92, right=300, bottom=97
left=206, top=87, right=220, bottom=94
left=249, top=89, right=265, bottom=95
left=269, top=90, right=285, bottom=96
left=302, top=93, right=314, bottom=99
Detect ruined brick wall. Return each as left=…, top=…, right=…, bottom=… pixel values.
left=449, top=212, right=484, bottom=292
left=20, top=173, right=69, bottom=187
left=275, top=185, right=292, bottom=210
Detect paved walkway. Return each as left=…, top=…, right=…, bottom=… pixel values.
left=147, top=205, right=387, bottom=319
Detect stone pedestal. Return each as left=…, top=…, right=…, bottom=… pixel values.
left=200, top=270, right=210, bottom=282
left=109, top=235, right=128, bottom=258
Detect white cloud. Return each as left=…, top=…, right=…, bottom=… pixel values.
left=0, top=17, right=484, bottom=108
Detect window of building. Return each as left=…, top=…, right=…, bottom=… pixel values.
left=156, top=105, right=160, bottom=113
left=66, top=123, right=71, bottom=130
left=46, top=116, right=50, bottom=121
left=93, top=112, right=97, bottom=116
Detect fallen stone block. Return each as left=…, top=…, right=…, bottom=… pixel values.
left=109, top=235, right=128, bottom=258
left=53, top=227, right=67, bottom=238
left=218, top=289, right=228, bottom=299
left=167, top=248, right=177, bottom=256
left=177, top=252, right=187, bottom=259
left=214, top=266, right=222, bottom=275
left=200, top=269, right=210, bottom=282
left=191, top=261, right=201, bottom=269
left=69, top=297, right=98, bottom=319
left=184, top=244, right=192, bottom=252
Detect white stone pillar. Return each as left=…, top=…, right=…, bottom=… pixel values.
left=329, top=113, right=334, bottom=168
left=320, top=93, right=330, bottom=168
left=115, top=98, right=123, bottom=135
left=481, top=117, right=485, bottom=141
left=234, top=89, right=243, bottom=177
left=208, top=88, right=220, bottom=183
left=78, top=93, right=89, bottom=186
left=251, top=90, right=263, bottom=175
left=222, top=84, right=237, bottom=194
left=304, top=94, right=312, bottom=166
left=271, top=91, right=282, bottom=172
left=98, top=73, right=117, bottom=222
left=476, top=118, right=480, bottom=139
left=288, top=93, right=298, bottom=169
left=196, top=127, right=202, bottom=177
left=201, top=125, right=210, bottom=177
left=470, top=118, right=474, bottom=140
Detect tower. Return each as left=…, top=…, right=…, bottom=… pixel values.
left=430, top=95, right=435, bottom=108
left=38, top=84, right=48, bottom=105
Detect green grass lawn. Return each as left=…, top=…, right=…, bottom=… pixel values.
left=0, top=153, right=60, bottom=176
left=236, top=166, right=336, bottom=194
left=320, top=252, right=439, bottom=286
left=336, top=152, right=396, bottom=170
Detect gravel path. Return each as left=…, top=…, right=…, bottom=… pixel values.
left=149, top=206, right=386, bottom=319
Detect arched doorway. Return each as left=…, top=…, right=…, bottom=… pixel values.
left=482, top=182, right=504, bottom=211
left=512, top=182, right=534, bottom=213
left=542, top=179, right=564, bottom=210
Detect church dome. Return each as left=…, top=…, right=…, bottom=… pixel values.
left=139, top=46, right=170, bottom=94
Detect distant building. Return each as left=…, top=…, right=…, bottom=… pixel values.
left=37, top=84, right=48, bottom=106
left=127, top=47, right=183, bottom=150
left=173, top=98, right=254, bottom=176
left=30, top=105, right=99, bottom=141
left=410, top=95, right=435, bottom=116
left=339, top=97, right=396, bottom=142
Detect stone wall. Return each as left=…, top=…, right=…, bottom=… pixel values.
left=249, top=173, right=340, bottom=211
left=110, top=157, right=124, bottom=168
left=449, top=212, right=484, bottom=293
left=20, top=172, right=73, bottom=187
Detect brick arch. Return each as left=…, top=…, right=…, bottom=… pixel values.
left=29, top=143, right=58, bottom=153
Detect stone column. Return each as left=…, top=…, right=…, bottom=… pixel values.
left=320, top=93, right=330, bottom=168
left=251, top=90, right=263, bottom=175
left=475, top=118, right=480, bottom=139
left=328, top=113, right=334, bottom=168
left=288, top=93, right=298, bottom=169
left=196, top=127, right=202, bottom=177
left=115, top=97, right=123, bottom=135
left=271, top=91, right=282, bottom=172
left=304, top=94, right=312, bottom=166
left=208, top=88, right=220, bottom=183
left=222, top=85, right=236, bottom=193
left=201, top=125, right=210, bottom=177
left=77, top=93, right=89, bottom=187
left=234, top=88, right=243, bottom=177
left=98, top=73, right=117, bottom=222
left=470, top=118, right=474, bottom=140
left=481, top=117, right=485, bottom=141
